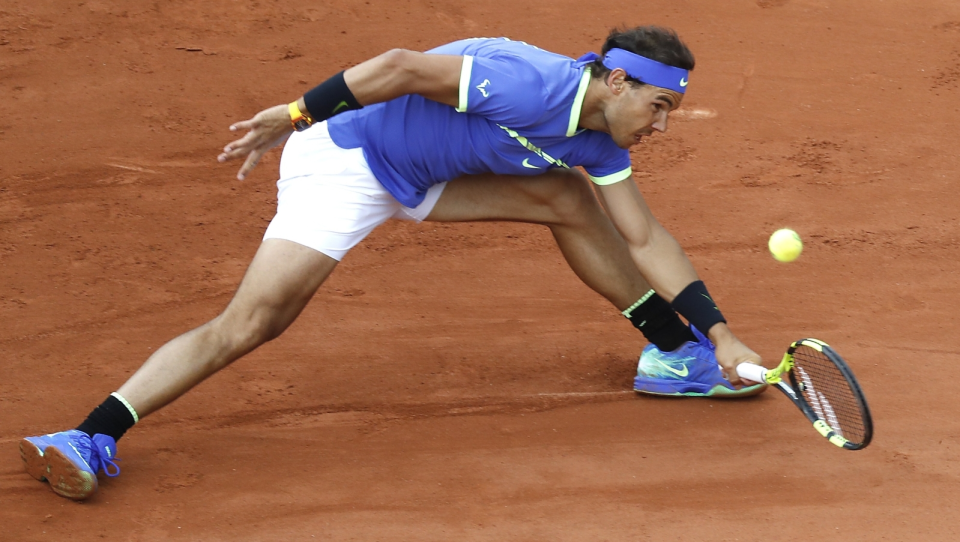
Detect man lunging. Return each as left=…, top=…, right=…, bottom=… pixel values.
left=22, top=26, right=764, bottom=500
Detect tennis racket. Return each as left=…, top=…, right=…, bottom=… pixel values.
left=736, top=338, right=873, bottom=450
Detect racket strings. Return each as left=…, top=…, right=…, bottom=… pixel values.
left=791, top=346, right=868, bottom=444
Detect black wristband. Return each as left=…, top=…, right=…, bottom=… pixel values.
left=302, top=71, right=363, bottom=123
left=670, top=280, right=726, bottom=335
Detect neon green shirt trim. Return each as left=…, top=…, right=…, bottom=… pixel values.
left=566, top=66, right=592, bottom=137
left=497, top=124, right=571, bottom=168
left=589, top=166, right=633, bottom=185
left=456, top=56, right=474, bottom=113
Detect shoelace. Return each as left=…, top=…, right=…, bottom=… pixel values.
left=87, top=434, right=122, bottom=477
left=690, top=325, right=717, bottom=353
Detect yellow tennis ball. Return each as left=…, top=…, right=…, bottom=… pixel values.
left=768, top=229, right=803, bottom=262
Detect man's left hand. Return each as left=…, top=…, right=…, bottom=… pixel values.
left=217, top=104, right=293, bottom=180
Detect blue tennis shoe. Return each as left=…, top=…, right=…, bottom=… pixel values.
left=634, top=326, right=766, bottom=397
left=20, top=429, right=120, bottom=500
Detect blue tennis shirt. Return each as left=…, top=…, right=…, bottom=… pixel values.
left=326, top=38, right=633, bottom=208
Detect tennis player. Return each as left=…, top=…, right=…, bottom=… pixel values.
left=21, top=26, right=764, bottom=500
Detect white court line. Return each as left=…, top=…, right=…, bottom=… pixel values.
left=107, top=163, right=159, bottom=174
left=535, top=391, right=634, bottom=398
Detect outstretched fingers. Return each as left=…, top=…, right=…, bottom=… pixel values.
left=218, top=127, right=259, bottom=164
left=229, top=118, right=257, bottom=133
left=217, top=104, right=293, bottom=179
left=237, top=148, right=266, bottom=181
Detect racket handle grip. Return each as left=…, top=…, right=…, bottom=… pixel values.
left=736, top=363, right=768, bottom=384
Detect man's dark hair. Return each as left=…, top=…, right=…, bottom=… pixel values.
left=590, top=26, right=695, bottom=85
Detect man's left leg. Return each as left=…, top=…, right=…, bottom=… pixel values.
left=425, top=169, right=764, bottom=397
left=426, top=169, right=693, bottom=345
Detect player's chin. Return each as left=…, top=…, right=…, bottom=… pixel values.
left=621, top=133, right=648, bottom=149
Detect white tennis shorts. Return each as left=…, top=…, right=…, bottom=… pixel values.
left=263, top=122, right=445, bottom=261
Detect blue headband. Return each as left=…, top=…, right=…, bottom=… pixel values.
left=575, top=49, right=689, bottom=94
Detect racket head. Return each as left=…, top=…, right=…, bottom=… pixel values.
left=786, top=339, right=873, bottom=450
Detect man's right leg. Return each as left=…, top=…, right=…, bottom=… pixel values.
left=22, top=238, right=337, bottom=500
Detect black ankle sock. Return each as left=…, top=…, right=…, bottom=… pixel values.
left=623, top=291, right=697, bottom=352
left=76, top=394, right=137, bottom=441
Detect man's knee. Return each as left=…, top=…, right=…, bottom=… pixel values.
left=532, top=169, right=599, bottom=224
left=212, top=305, right=289, bottom=353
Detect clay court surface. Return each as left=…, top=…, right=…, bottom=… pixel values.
left=2, top=0, right=960, bottom=539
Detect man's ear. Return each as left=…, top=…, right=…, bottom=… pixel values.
left=606, top=68, right=627, bottom=95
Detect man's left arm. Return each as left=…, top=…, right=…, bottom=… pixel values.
left=595, top=178, right=762, bottom=384
left=217, top=49, right=464, bottom=180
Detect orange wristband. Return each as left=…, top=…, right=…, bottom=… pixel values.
left=288, top=101, right=314, bottom=132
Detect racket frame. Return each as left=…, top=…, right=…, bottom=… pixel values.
left=737, top=339, right=873, bottom=450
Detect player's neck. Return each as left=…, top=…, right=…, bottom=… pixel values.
left=577, top=78, right=612, bottom=134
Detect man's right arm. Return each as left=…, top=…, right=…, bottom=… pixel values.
left=594, top=178, right=698, bottom=300
left=595, top=178, right=762, bottom=384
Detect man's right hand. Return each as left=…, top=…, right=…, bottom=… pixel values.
left=708, top=323, right=763, bottom=387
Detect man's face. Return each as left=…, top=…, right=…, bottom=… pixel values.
left=604, top=70, right=683, bottom=149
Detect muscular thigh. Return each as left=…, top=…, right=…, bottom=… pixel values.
left=425, top=168, right=596, bottom=224
left=220, top=239, right=338, bottom=337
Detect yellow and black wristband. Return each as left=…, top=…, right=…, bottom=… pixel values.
left=288, top=101, right=314, bottom=132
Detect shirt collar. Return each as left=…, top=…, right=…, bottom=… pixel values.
left=566, top=66, right=592, bottom=137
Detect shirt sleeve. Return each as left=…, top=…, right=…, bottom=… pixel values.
left=456, top=53, right=549, bottom=127
left=582, top=144, right=633, bottom=186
